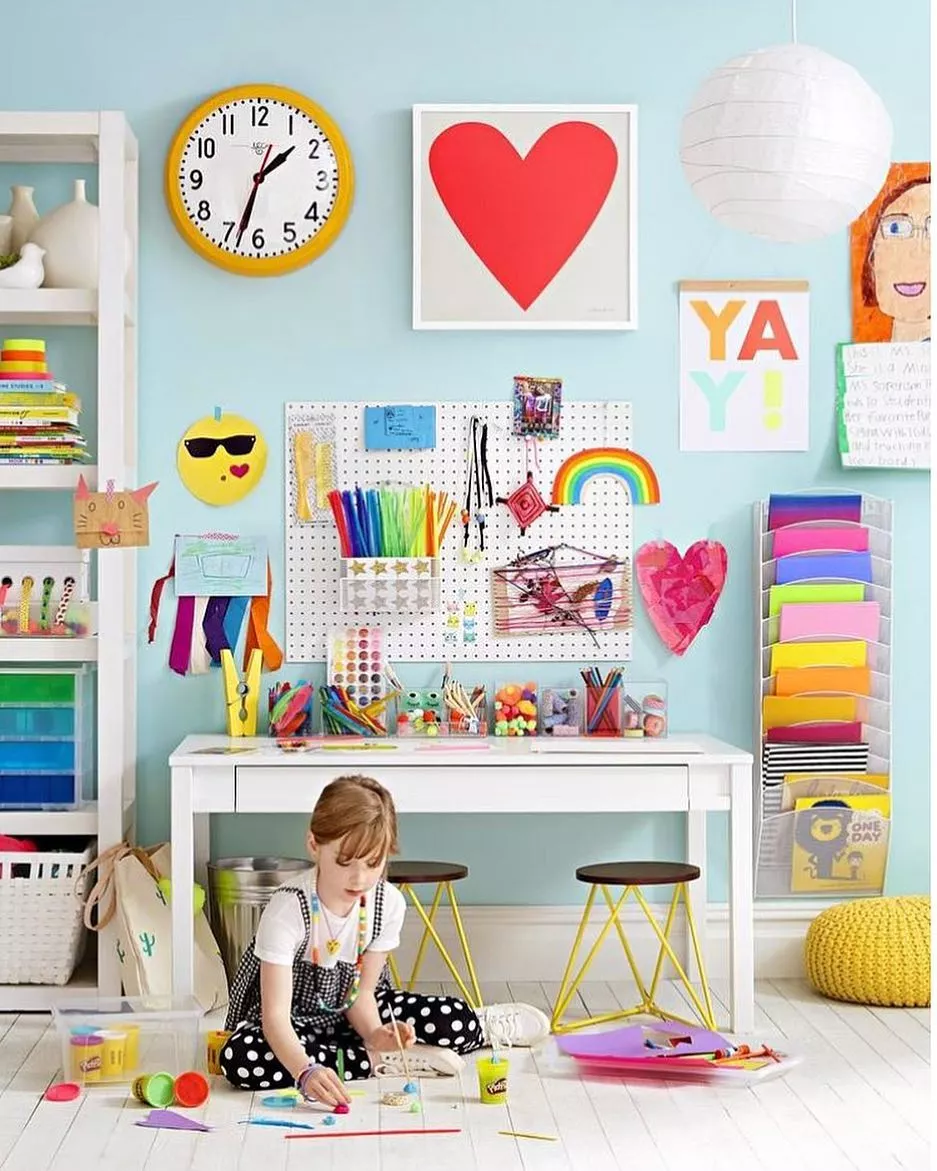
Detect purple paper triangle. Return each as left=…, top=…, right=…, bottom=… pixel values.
left=556, top=1023, right=729, bottom=1060
left=135, top=1109, right=212, bottom=1133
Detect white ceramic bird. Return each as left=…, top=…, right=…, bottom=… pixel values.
left=0, top=242, right=45, bottom=289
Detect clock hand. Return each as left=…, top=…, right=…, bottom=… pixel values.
left=259, top=144, right=295, bottom=178
left=235, top=142, right=273, bottom=248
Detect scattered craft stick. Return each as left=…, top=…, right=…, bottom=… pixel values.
left=285, top=1128, right=462, bottom=1140
left=499, top=1130, right=558, bottom=1142
left=389, top=1013, right=413, bottom=1084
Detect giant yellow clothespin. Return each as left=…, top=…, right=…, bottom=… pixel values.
left=221, top=648, right=262, bottom=736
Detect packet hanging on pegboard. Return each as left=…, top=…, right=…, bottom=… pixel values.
left=292, top=413, right=337, bottom=525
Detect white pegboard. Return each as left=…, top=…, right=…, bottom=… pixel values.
left=285, top=401, right=634, bottom=662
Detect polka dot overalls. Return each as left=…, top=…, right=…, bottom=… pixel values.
left=220, top=882, right=482, bottom=1089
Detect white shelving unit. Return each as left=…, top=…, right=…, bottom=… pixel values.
left=0, top=111, right=138, bottom=1011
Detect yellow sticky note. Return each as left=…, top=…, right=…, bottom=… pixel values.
left=762, top=695, right=858, bottom=727
left=770, top=640, right=868, bottom=673
left=768, top=582, right=865, bottom=618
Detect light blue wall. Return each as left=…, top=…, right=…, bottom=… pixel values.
left=3, top=0, right=929, bottom=904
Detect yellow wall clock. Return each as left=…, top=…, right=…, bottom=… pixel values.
left=165, top=83, right=354, bottom=276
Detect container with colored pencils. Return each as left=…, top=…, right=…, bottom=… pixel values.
left=583, top=667, right=624, bottom=737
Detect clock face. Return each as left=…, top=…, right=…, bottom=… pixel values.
left=166, top=85, right=354, bottom=276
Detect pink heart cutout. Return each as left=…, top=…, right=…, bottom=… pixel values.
left=636, top=540, right=728, bottom=656
left=229, top=464, right=249, bottom=478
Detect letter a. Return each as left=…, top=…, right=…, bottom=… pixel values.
left=738, top=300, right=798, bottom=360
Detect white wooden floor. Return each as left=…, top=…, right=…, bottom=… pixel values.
left=0, top=979, right=930, bottom=1171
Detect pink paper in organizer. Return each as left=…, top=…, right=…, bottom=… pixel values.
left=636, top=540, right=727, bottom=656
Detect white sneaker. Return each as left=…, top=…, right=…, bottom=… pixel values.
left=478, top=1002, right=551, bottom=1049
left=372, top=1043, right=465, bottom=1078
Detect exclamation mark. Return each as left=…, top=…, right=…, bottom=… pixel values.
left=763, top=371, right=783, bottom=431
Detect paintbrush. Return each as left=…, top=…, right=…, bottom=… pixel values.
left=389, top=1012, right=412, bottom=1084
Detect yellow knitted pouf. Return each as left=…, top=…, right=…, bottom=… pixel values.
left=805, top=896, right=931, bottom=1007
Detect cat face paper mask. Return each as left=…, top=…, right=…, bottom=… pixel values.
left=74, top=475, right=158, bottom=548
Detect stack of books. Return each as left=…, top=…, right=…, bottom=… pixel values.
left=0, top=338, right=89, bottom=465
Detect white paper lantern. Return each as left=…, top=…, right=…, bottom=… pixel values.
left=680, top=43, right=893, bottom=243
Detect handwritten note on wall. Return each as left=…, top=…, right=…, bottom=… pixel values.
left=836, top=342, right=930, bottom=470
left=679, top=280, right=810, bottom=452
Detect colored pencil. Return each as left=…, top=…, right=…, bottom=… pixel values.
left=499, top=1130, right=558, bottom=1142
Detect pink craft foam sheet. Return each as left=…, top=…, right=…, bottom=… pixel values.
left=772, top=525, right=870, bottom=559
left=777, top=601, right=881, bottom=643
left=765, top=721, right=864, bottom=744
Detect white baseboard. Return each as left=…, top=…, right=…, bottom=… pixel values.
left=394, top=901, right=834, bottom=984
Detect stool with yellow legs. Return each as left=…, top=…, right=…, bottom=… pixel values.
left=551, top=861, right=717, bottom=1034
left=386, top=861, right=482, bottom=1011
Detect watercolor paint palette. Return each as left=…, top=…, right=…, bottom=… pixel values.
left=327, top=627, right=386, bottom=707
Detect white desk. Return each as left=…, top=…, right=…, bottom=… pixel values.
left=169, top=733, right=755, bottom=1031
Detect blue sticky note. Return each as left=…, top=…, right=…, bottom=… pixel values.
left=776, top=551, right=873, bottom=585
left=364, top=405, right=436, bottom=450
left=174, top=534, right=268, bottom=597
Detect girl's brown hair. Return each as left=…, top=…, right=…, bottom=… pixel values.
left=309, top=775, right=399, bottom=865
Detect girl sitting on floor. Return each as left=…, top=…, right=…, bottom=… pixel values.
left=220, top=773, right=549, bottom=1106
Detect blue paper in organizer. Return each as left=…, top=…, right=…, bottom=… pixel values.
left=364, top=405, right=436, bottom=450
left=174, top=535, right=268, bottom=597
left=775, top=551, right=873, bottom=585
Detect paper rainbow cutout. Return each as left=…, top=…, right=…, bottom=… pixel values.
left=552, top=447, right=661, bottom=506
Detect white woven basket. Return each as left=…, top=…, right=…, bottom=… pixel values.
left=0, top=842, right=94, bottom=985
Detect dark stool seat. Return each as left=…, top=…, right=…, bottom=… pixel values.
left=576, top=861, right=700, bottom=887
left=388, top=860, right=468, bottom=885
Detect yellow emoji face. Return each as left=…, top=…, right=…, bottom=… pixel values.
left=176, top=411, right=267, bottom=506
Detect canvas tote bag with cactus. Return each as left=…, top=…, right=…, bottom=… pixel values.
left=83, top=842, right=228, bottom=1012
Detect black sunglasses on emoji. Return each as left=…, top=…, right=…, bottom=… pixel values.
left=184, top=434, right=257, bottom=459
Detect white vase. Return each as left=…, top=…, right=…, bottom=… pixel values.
left=7, top=185, right=39, bottom=253
left=29, top=178, right=99, bottom=289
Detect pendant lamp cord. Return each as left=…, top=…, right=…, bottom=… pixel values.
left=790, top=0, right=798, bottom=42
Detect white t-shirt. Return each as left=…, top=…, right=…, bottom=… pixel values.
left=254, top=869, right=406, bottom=969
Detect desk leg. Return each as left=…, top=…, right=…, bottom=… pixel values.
left=171, top=765, right=196, bottom=999
left=686, top=809, right=709, bottom=989
left=194, top=814, right=210, bottom=889
left=729, top=762, right=755, bottom=1033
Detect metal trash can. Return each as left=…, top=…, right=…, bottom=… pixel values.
left=207, top=856, right=311, bottom=979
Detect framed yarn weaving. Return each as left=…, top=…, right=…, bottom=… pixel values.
left=285, top=400, right=635, bottom=662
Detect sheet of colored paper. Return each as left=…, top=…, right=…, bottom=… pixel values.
left=784, top=771, right=888, bottom=790
left=775, top=551, right=873, bottom=585
left=766, top=722, right=863, bottom=744
left=772, top=525, right=870, bottom=558
left=364, top=405, right=437, bottom=450
left=778, top=601, right=880, bottom=642
left=556, top=1023, right=728, bottom=1060
left=773, top=666, right=871, bottom=697
left=770, top=640, right=868, bottom=672
left=780, top=778, right=888, bottom=813
left=768, top=583, right=865, bottom=617
left=762, top=695, right=858, bottom=727
left=767, top=493, right=862, bottom=530
left=174, top=534, right=268, bottom=597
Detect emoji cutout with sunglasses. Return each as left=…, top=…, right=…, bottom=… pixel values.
left=177, top=410, right=268, bottom=506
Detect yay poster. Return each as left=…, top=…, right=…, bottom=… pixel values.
left=679, top=280, right=810, bottom=452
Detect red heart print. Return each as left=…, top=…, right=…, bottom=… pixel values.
left=428, top=121, right=618, bottom=310
left=229, top=464, right=249, bottom=478
left=636, top=540, right=728, bottom=656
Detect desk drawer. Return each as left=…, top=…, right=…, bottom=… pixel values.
left=235, top=764, right=689, bottom=813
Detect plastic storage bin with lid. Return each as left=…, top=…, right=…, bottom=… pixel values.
left=0, top=667, right=92, bottom=809
left=52, top=997, right=203, bottom=1088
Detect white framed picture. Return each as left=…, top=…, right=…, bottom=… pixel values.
left=413, top=103, right=638, bottom=330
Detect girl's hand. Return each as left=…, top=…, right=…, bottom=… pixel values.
left=367, top=1020, right=416, bottom=1052
left=298, top=1063, right=351, bottom=1108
